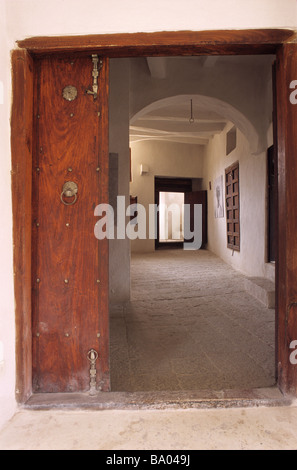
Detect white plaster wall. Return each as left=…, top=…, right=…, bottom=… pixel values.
left=1, top=0, right=297, bottom=430
left=130, top=140, right=204, bottom=252
left=5, top=0, right=297, bottom=44
left=203, top=123, right=267, bottom=277
left=0, top=0, right=17, bottom=430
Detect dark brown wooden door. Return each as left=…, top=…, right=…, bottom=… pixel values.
left=32, top=55, right=109, bottom=393
left=184, top=190, right=207, bottom=248
left=276, top=43, right=297, bottom=395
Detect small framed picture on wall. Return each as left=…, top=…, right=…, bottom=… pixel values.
left=214, top=175, right=224, bottom=218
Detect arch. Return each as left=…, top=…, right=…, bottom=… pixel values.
left=130, top=94, right=261, bottom=154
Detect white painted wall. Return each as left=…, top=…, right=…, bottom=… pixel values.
left=203, top=123, right=268, bottom=277
left=4, top=0, right=297, bottom=44
left=1, top=0, right=297, bottom=430
left=0, top=0, right=17, bottom=430
left=130, top=140, right=204, bottom=252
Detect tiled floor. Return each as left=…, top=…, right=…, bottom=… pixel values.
left=110, top=249, right=276, bottom=392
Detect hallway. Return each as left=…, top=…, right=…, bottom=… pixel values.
left=110, top=250, right=275, bottom=392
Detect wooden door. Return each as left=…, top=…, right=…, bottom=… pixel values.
left=276, top=43, right=297, bottom=395
left=32, top=55, right=109, bottom=393
left=184, top=191, right=207, bottom=248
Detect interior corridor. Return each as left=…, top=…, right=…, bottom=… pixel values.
left=110, top=250, right=275, bottom=392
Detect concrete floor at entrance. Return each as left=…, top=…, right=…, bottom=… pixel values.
left=1, top=405, right=297, bottom=450
left=110, top=250, right=275, bottom=392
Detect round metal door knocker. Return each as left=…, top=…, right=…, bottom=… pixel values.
left=60, top=181, right=78, bottom=206
left=62, top=85, right=78, bottom=102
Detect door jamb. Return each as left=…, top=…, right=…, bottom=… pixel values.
left=11, top=29, right=297, bottom=403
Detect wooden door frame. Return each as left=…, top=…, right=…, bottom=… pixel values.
left=11, top=29, right=297, bottom=403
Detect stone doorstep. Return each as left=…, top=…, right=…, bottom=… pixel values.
left=244, top=277, right=275, bottom=309
left=23, top=387, right=291, bottom=411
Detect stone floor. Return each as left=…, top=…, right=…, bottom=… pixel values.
left=110, top=249, right=276, bottom=392
left=1, top=405, right=297, bottom=450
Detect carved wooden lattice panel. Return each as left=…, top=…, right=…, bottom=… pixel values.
left=225, top=162, right=240, bottom=251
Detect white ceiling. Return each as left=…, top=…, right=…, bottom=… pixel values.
left=129, top=55, right=274, bottom=147
left=130, top=99, right=228, bottom=146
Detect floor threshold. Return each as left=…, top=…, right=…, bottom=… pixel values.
left=23, top=387, right=292, bottom=411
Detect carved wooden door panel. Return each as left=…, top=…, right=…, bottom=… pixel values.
left=32, top=55, right=109, bottom=393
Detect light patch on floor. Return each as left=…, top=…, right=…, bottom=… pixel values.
left=110, top=250, right=275, bottom=392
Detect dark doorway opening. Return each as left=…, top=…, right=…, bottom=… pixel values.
left=154, top=177, right=207, bottom=250
left=155, top=177, right=191, bottom=250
